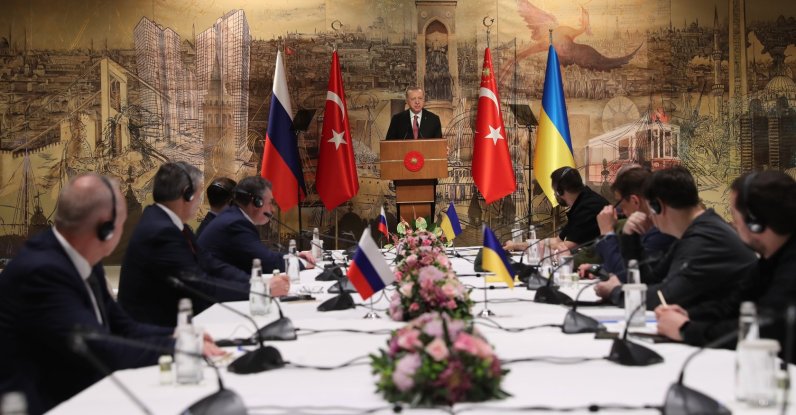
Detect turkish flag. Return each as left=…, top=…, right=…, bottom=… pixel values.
left=316, top=50, right=359, bottom=210
left=473, top=48, right=516, bottom=204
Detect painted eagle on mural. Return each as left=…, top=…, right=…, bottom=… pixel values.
left=499, top=0, right=643, bottom=84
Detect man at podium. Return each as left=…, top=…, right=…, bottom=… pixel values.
left=385, top=86, right=442, bottom=140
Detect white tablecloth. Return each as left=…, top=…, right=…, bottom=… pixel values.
left=51, top=249, right=795, bottom=414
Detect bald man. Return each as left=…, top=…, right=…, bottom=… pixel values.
left=0, top=174, right=176, bottom=414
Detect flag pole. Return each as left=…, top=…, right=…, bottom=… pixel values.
left=335, top=209, right=339, bottom=250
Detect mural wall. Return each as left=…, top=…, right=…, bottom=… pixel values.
left=1, top=0, right=795, bottom=260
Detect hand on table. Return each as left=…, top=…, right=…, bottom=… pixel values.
left=298, top=251, right=316, bottom=268
left=593, top=275, right=621, bottom=299
left=655, top=305, right=690, bottom=341
left=269, top=274, right=290, bottom=297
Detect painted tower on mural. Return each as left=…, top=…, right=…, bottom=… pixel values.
left=415, top=0, right=458, bottom=126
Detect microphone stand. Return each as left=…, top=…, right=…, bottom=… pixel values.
left=561, top=281, right=605, bottom=334
left=606, top=302, right=664, bottom=366
left=474, top=272, right=497, bottom=317
left=179, top=275, right=297, bottom=342
left=72, top=328, right=247, bottom=415
left=167, top=277, right=285, bottom=374
left=533, top=236, right=603, bottom=305
left=662, top=330, right=738, bottom=415
left=69, top=333, right=153, bottom=415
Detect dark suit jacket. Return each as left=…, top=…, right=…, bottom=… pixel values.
left=118, top=205, right=248, bottom=328
left=385, top=109, right=442, bottom=140
left=197, top=206, right=286, bottom=274
left=195, top=211, right=216, bottom=239
left=0, top=229, right=174, bottom=415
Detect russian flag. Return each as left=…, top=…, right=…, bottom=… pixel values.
left=377, top=206, right=388, bottom=237
left=261, top=50, right=307, bottom=211
left=347, top=228, right=395, bottom=300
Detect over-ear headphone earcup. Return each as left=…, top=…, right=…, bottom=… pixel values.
left=253, top=196, right=264, bottom=208
left=97, top=176, right=117, bottom=241
left=649, top=199, right=661, bottom=215
left=97, top=221, right=114, bottom=241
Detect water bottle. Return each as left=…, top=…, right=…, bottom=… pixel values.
left=311, top=227, right=323, bottom=261
left=539, top=239, right=553, bottom=279
left=286, top=239, right=300, bottom=284
left=736, top=301, right=760, bottom=401
left=526, top=225, right=540, bottom=265
left=627, top=259, right=641, bottom=284
left=249, top=258, right=267, bottom=316
left=1, top=391, right=28, bottom=415
left=175, top=298, right=202, bottom=384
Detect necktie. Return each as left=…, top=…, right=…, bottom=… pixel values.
left=182, top=226, right=196, bottom=255
left=412, top=115, right=419, bottom=139
left=86, top=272, right=109, bottom=328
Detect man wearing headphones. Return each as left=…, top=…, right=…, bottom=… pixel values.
left=118, top=162, right=252, bottom=327
left=505, top=166, right=608, bottom=259
left=594, top=166, right=757, bottom=316
left=0, top=174, right=179, bottom=413
left=196, top=177, right=236, bottom=238
left=656, top=171, right=796, bottom=359
left=197, top=176, right=315, bottom=281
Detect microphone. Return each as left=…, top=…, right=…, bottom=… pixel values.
left=606, top=302, right=664, bottom=366
left=533, top=236, right=604, bottom=305
left=178, top=274, right=297, bottom=343
left=317, top=272, right=356, bottom=312
left=662, top=329, right=739, bottom=414
left=561, top=281, right=606, bottom=334
left=166, top=276, right=285, bottom=374
left=72, top=327, right=248, bottom=415
left=69, top=328, right=153, bottom=415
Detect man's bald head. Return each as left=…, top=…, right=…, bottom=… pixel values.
left=55, top=174, right=119, bottom=236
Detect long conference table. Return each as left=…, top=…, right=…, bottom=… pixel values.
left=52, top=247, right=795, bottom=414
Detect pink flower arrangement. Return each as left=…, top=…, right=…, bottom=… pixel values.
left=389, top=231, right=472, bottom=321
left=371, top=312, right=510, bottom=406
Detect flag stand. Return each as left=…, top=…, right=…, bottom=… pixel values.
left=477, top=272, right=496, bottom=317
left=363, top=296, right=380, bottom=319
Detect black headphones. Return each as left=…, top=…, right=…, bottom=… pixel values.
left=235, top=189, right=264, bottom=208
left=97, top=176, right=117, bottom=241
left=648, top=198, right=662, bottom=215
left=175, top=163, right=195, bottom=202
left=740, top=173, right=765, bottom=233
left=555, top=167, right=573, bottom=196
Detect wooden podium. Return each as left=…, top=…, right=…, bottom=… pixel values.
left=380, top=138, right=448, bottom=220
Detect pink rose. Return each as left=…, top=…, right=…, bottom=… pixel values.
left=422, top=238, right=432, bottom=246
left=437, top=255, right=451, bottom=268
left=422, top=318, right=443, bottom=338
left=471, top=336, right=494, bottom=359
left=394, top=271, right=404, bottom=282
left=445, top=299, right=457, bottom=309
left=396, top=328, right=423, bottom=351
left=405, top=254, right=418, bottom=267
left=441, top=281, right=458, bottom=297
left=392, top=353, right=421, bottom=392
left=453, top=332, right=479, bottom=356
left=399, top=281, right=414, bottom=297
left=425, top=337, right=449, bottom=362
left=409, top=302, right=420, bottom=312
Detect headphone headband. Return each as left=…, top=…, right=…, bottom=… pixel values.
left=741, top=173, right=764, bottom=233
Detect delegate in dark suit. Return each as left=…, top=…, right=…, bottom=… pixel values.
left=118, top=205, right=248, bottom=327
left=0, top=229, right=173, bottom=414
left=197, top=206, right=286, bottom=273
left=195, top=210, right=216, bottom=239
left=385, top=109, right=442, bottom=140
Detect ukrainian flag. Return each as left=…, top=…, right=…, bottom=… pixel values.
left=534, top=45, right=576, bottom=207
left=439, top=202, right=462, bottom=241
left=482, top=226, right=515, bottom=288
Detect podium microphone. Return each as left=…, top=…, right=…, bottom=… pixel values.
left=166, top=276, right=285, bottom=374
left=178, top=274, right=297, bottom=342
left=72, top=327, right=247, bottom=415
left=606, top=302, right=664, bottom=367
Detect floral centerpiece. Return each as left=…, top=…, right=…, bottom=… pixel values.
left=371, top=312, right=510, bottom=406
left=388, top=229, right=472, bottom=321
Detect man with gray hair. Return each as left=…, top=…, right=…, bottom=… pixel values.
left=0, top=174, right=176, bottom=414
left=198, top=176, right=313, bottom=283
left=385, top=86, right=442, bottom=140
left=118, top=161, right=252, bottom=327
